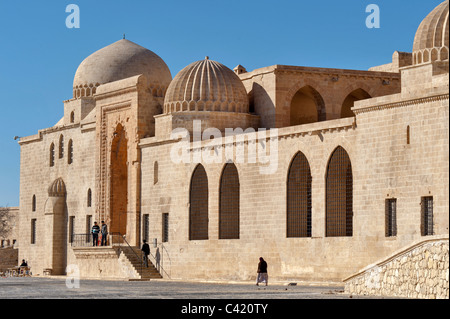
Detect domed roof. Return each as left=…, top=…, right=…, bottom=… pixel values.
left=73, top=39, right=172, bottom=98
left=413, top=1, right=449, bottom=64
left=163, top=57, right=249, bottom=114
left=48, top=178, right=66, bottom=197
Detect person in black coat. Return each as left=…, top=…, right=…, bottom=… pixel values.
left=141, top=240, right=150, bottom=267
left=256, top=257, right=268, bottom=286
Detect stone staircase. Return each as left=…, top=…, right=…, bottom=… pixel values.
left=120, top=246, right=162, bottom=280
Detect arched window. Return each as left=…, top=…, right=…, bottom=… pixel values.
left=68, top=139, right=73, bottom=164
left=326, top=146, right=353, bottom=237
left=154, top=161, right=159, bottom=185
left=70, top=111, right=75, bottom=123
left=87, top=189, right=92, bottom=207
left=219, top=163, right=240, bottom=239
left=406, top=125, right=411, bottom=145
left=32, top=195, right=36, bottom=212
left=50, top=143, right=55, bottom=167
left=59, top=135, right=64, bottom=159
left=287, top=152, right=312, bottom=238
left=189, top=164, right=208, bottom=240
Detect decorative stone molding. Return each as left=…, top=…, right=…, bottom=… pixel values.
left=353, top=93, right=449, bottom=115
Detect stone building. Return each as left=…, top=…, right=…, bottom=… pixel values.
left=17, top=1, right=448, bottom=283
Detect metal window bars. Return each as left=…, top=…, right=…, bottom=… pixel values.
left=287, top=152, right=312, bottom=238
left=421, top=196, right=434, bottom=236
left=189, top=165, right=209, bottom=240
left=219, top=163, right=240, bottom=239
left=326, top=146, right=353, bottom=237
left=385, top=198, right=397, bottom=237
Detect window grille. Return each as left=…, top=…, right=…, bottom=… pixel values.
left=32, top=195, right=36, bottom=212
left=421, top=196, right=433, bottom=236
left=189, top=165, right=208, bottom=240
left=31, top=219, right=36, bottom=244
left=287, top=152, right=312, bottom=237
left=162, top=213, right=169, bottom=243
left=59, top=135, right=64, bottom=159
left=219, top=163, right=240, bottom=239
left=68, top=139, right=73, bottom=164
left=385, top=198, right=397, bottom=237
left=87, top=189, right=92, bottom=207
left=86, top=215, right=92, bottom=243
left=69, top=216, right=75, bottom=243
left=50, top=143, right=55, bottom=167
left=143, top=214, right=149, bottom=242
left=326, top=146, right=353, bottom=237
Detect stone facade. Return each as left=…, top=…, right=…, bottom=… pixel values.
left=344, top=236, right=449, bottom=299
left=15, top=1, right=449, bottom=288
left=0, top=207, right=18, bottom=247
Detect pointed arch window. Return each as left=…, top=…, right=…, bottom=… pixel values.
left=68, top=139, right=73, bottom=164
left=326, top=146, right=353, bottom=237
left=87, top=189, right=92, bottom=208
left=49, top=143, right=55, bottom=167
left=219, top=163, right=240, bottom=239
left=287, top=152, right=312, bottom=238
left=154, top=161, right=159, bottom=185
left=189, top=164, right=208, bottom=240
left=32, top=195, right=36, bottom=212
left=59, top=135, right=64, bottom=159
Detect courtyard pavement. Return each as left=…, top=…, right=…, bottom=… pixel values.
left=0, top=277, right=414, bottom=317
left=0, top=276, right=387, bottom=299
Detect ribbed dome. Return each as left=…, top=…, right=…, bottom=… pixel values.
left=48, top=178, right=66, bottom=197
left=73, top=39, right=172, bottom=98
left=413, top=1, right=449, bottom=64
left=163, top=57, right=249, bottom=114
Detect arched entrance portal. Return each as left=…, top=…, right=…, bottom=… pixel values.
left=341, top=89, right=371, bottom=118
left=290, top=85, right=326, bottom=126
left=110, top=124, right=128, bottom=236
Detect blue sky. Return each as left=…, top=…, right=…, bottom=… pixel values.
left=0, top=0, right=444, bottom=207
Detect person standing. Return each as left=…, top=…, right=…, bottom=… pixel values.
left=141, top=240, right=150, bottom=267
left=100, top=221, right=108, bottom=246
left=256, top=257, right=268, bottom=286
left=91, top=222, right=100, bottom=246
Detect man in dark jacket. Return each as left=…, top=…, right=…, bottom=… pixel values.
left=100, top=221, right=108, bottom=246
left=141, top=240, right=150, bottom=267
left=91, top=222, right=100, bottom=246
left=256, top=257, right=268, bottom=286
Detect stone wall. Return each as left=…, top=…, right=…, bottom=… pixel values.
left=0, top=247, right=19, bottom=273
left=344, top=236, right=449, bottom=299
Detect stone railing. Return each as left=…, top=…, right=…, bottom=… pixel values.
left=344, top=235, right=449, bottom=299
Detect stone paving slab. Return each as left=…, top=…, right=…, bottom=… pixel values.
left=0, top=276, right=390, bottom=299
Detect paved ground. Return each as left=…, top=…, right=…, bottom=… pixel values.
left=0, top=276, right=384, bottom=299
left=0, top=277, right=419, bottom=318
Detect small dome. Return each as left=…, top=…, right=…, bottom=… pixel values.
left=413, top=1, right=449, bottom=64
left=48, top=178, right=66, bottom=197
left=163, top=57, right=249, bottom=113
left=73, top=39, right=172, bottom=98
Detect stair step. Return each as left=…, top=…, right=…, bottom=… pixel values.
left=120, top=246, right=162, bottom=279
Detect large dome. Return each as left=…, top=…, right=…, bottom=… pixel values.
left=413, top=1, right=449, bottom=64
left=73, top=39, right=172, bottom=98
left=163, top=57, right=249, bottom=114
